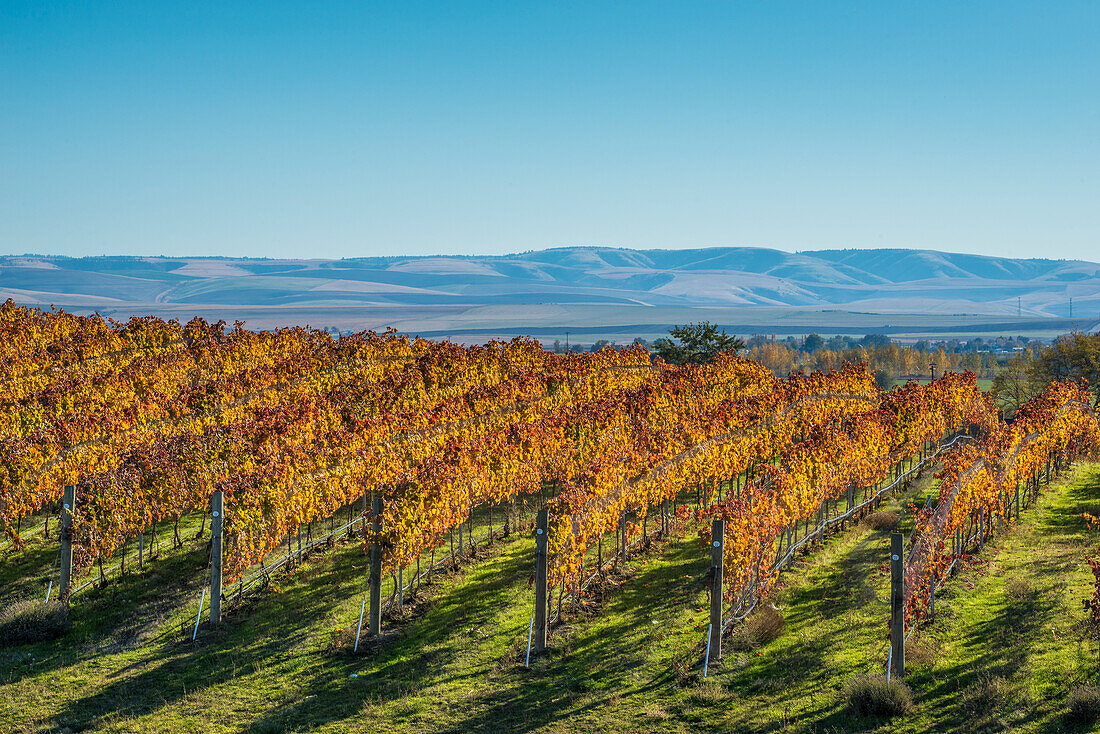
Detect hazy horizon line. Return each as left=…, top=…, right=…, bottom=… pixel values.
left=3, top=244, right=1096, bottom=265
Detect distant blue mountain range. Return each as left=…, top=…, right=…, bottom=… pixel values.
left=2, top=247, right=1096, bottom=319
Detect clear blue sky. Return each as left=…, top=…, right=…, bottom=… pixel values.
left=1, top=1, right=1097, bottom=261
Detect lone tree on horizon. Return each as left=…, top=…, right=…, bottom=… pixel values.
left=654, top=321, right=745, bottom=365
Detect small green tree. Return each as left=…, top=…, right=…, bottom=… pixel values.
left=991, top=353, right=1039, bottom=417
left=861, top=333, right=892, bottom=349
left=653, top=322, right=744, bottom=365
left=803, top=333, right=825, bottom=353
left=873, top=369, right=895, bottom=392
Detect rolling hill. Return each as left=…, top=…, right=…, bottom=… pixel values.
left=1, top=247, right=1098, bottom=342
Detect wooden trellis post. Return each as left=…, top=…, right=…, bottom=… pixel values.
left=59, top=485, right=75, bottom=602
left=362, top=486, right=369, bottom=540
left=709, top=519, right=724, bottom=663
left=890, top=532, right=905, bottom=679
left=369, top=494, right=383, bottom=635
left=619, top=512, right=627, bottom=563
left=210, top=490, right=224, bottom=624
left=533, top=509, right=549, bottom=653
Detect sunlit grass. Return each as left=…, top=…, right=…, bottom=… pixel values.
left=1, top=463, right=1097, bottom=732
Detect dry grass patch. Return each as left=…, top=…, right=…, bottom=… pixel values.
left=842, top=675, right=913, bottom=718
left=904, top=634, right=938, bottom=670
left=1004, top=576, right=1034, bottom=601
left=959, top=675, right=1014, bottom=716
left=865, top=511, right=900, bottom=531
left=685, top=680, right=729, bottom=706
left=0, top=600, right=70, bottom=646
left=1067, top=685, right=1100, bottom=724
left=728, top=604, right=785, bottom=650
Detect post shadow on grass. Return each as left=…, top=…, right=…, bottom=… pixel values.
left=1032, top=472, right=1100, bottom=543
left=0, top=543, right=59, bottom=607
left=699, top=520, right=909, bottom=731
left=240, top=536, right=540, bottom=733
left=47, top=630, right=261, bottom=730
left=911, top=659, right=1060, bottom=734
left=899, top=551, right=1068, bottom=730
left=902, top=617, right=1052, bottom=728
left=365, top=537, right=534, bottom=675
left=0, top=541, right=220, bottom=685
left=49, top=514, right=535, bottom=732
left=439, top=674, right=626, bottom=734
left=242, top=653, right=610, bottom=734
left=780, top=532, right=892, bottom=627
left=713, top=625, right=846, bottom=731
left=440, top=538, right=705, bottom=734
left=51, top=580, right=352, bottom=728
left=559, top=540, right=705, bottom=684
left=45, top=534, right=384, bottom=728
left=247, top=523, right=705, bottom=734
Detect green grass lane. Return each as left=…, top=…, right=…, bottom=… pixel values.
left=907, top=461, right=1100, bottom=733
left=676, top=461, right=1100, bottom=733
left=3, top=462, right=1098, bottom=732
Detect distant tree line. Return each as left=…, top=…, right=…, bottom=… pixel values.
left=743, top=339, right=1005, bottom=381
left=551, top=337, right=651, bottom=354
left=545, top=325, right=1100, bottom=415
left=550, top=322, right=746, bottom=365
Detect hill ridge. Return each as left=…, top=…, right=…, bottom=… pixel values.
left=2, top=247, right=1098, bottom=338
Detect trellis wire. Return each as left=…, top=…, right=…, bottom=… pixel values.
left=890, top=448, right=1079, bottom=665
left=720, top=432, right=972, bottom=632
